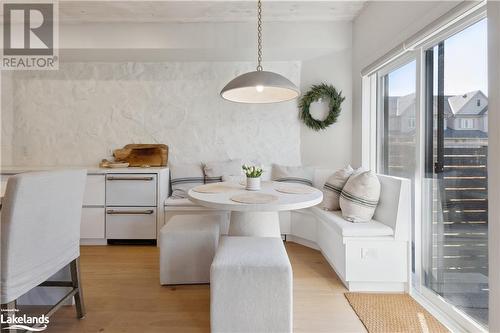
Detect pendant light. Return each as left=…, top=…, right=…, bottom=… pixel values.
left=220, top=0, right=300, bottom=103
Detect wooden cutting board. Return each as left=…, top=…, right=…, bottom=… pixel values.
left=113, top=144, right=168, bottom=167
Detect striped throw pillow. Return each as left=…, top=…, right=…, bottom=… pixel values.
left=203, top=159, right=242, bottom=184
left=170, top=163, right=205, bottom=198
left=339, top=171, right=381, bottom=222
left=271, top=164, right=314, bottom=186
left=322, top=165, right=354, bottom=211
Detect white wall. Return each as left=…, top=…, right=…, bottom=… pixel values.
left=1, top=61, right=301, bottom=166
left=488, top=2, right=500, bottom=332
left=351, top=1, right=459, bottom=167
left=0, top=71, right=14, bottom=167
left=300, top=49, right=352, bottom=169
left=58, top=22, right=347, bottom=62
left=1, top=20, right=353, bottom=168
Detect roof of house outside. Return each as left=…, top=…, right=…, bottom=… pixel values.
left=388, top=90, right=488, bottom=118
left=447, top=90, right=488, bottom=115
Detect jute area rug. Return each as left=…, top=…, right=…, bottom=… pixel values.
left=344, top=293, right=449, bottom=333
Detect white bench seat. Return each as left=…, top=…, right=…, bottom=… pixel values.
left=210, top=236, right=293, bottom=333
left=165, top=197, right=199, bottom=207
left=160, top=214, right=220, bottom=285
left=163, top=169, right=411, bottom=292
left=310, top=207, right=394, bottom=237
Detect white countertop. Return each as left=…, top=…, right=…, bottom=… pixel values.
left=0, top=166, right=169, bottom=175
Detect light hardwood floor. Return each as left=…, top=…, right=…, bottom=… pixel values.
left=42, top=242, right=366, bottom=333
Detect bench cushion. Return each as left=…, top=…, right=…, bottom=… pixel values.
left=311, top=207, right=393, bottom=237
left=165, top=197, right=198, bottom=207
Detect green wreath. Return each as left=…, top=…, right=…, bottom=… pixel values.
left=299, top=83, right=345, bottom=131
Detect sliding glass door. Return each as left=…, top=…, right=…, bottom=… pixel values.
left=375, top=16, right=488, bottom=330
left=422, top=19, right=488, bottom=327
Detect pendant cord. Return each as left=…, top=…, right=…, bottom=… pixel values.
left=257, top=0, right=263, bottom=71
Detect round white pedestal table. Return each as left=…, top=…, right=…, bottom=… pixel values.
left=188, top=181, right=323, bottom=237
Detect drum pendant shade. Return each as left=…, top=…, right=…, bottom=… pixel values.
left=220, top=71, right=300, bottom=104
left=220, top=0, right=300, bottom=103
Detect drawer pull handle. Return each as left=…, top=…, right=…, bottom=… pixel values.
left=107, top=176, right=154, bottom=181
left=107, top=209, right=154, bottom=215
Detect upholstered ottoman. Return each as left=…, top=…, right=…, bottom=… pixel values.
left=210, top=236, right=293, bottom=333
left=160, top=214, right=220, bottom=285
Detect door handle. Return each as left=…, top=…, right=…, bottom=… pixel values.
left=434, top=162, right=444, bottom=174
left=106, top=209, right=154, bottom=215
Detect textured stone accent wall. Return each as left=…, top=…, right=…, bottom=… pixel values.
left=1, top=61, right=301, bottom=166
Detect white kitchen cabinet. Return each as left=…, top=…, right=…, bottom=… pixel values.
left=1, top=167, right=170, bottom=245
left=106, top=174, right=157, bottom=206
left=106, top=207, right=157, bottom=239
left=83, top=174, right=105, bottom=206
left=81, top=207, right=105, bottom=239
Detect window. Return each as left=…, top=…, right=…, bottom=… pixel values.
left=408, top=117, right=416, bottom=130
left=377, top=59, right=418, bottom=277
left=460, top=118, right=474, bottom=129
left=378, top=60, right=417, bottom=178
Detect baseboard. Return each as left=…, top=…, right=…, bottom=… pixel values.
left=286, top=235, right=320, bottom=250
left=347, top=281, right=406, bottom=292
left=80, top=238, right=107, bottom=246
left=319, top=249, right=349, bottom=288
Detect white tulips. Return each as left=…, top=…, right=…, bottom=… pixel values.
left=242, top=164, right=263, bottom=178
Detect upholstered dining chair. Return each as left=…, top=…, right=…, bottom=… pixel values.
left=0, top=169, right=87, bottom=330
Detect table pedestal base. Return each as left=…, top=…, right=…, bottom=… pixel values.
left=229, top=212, right=281, bottom=237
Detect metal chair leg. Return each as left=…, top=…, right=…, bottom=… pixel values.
left=70, top=257, right=86, bottom=319
left=1, top=300, right=18, bottom=333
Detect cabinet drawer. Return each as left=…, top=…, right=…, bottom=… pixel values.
left=84, top=175, right=105, bottom=206
left=81, top=207, right=105, bottom=239
left=106, top=207, right=156, bottom=239
left=106, top=174, right=156, bottom=206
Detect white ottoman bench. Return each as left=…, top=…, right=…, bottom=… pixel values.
left=160, top=214, right=220, bottom=285
left=210, top=236, right=293, bottom=333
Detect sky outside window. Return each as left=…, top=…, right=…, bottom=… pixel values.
left=387, top=19, right=487, bottom=97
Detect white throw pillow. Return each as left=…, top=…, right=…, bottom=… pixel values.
left=169, top=163, right=205, bottom=199
left=271, top=164, right=314, bottom=186
left=203, top=159, right=242, bottom=183
left=339, top=171, right=381, bottom=223
left=322, top=165, right=354, bottom=211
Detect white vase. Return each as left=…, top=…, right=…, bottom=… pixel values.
left=246, top=177, right=261, bottom=191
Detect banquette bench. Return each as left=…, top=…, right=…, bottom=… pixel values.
left=163, top=168, right=411, bottom=292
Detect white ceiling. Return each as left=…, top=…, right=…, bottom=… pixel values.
left=56, top=1, right=366, bottom=24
